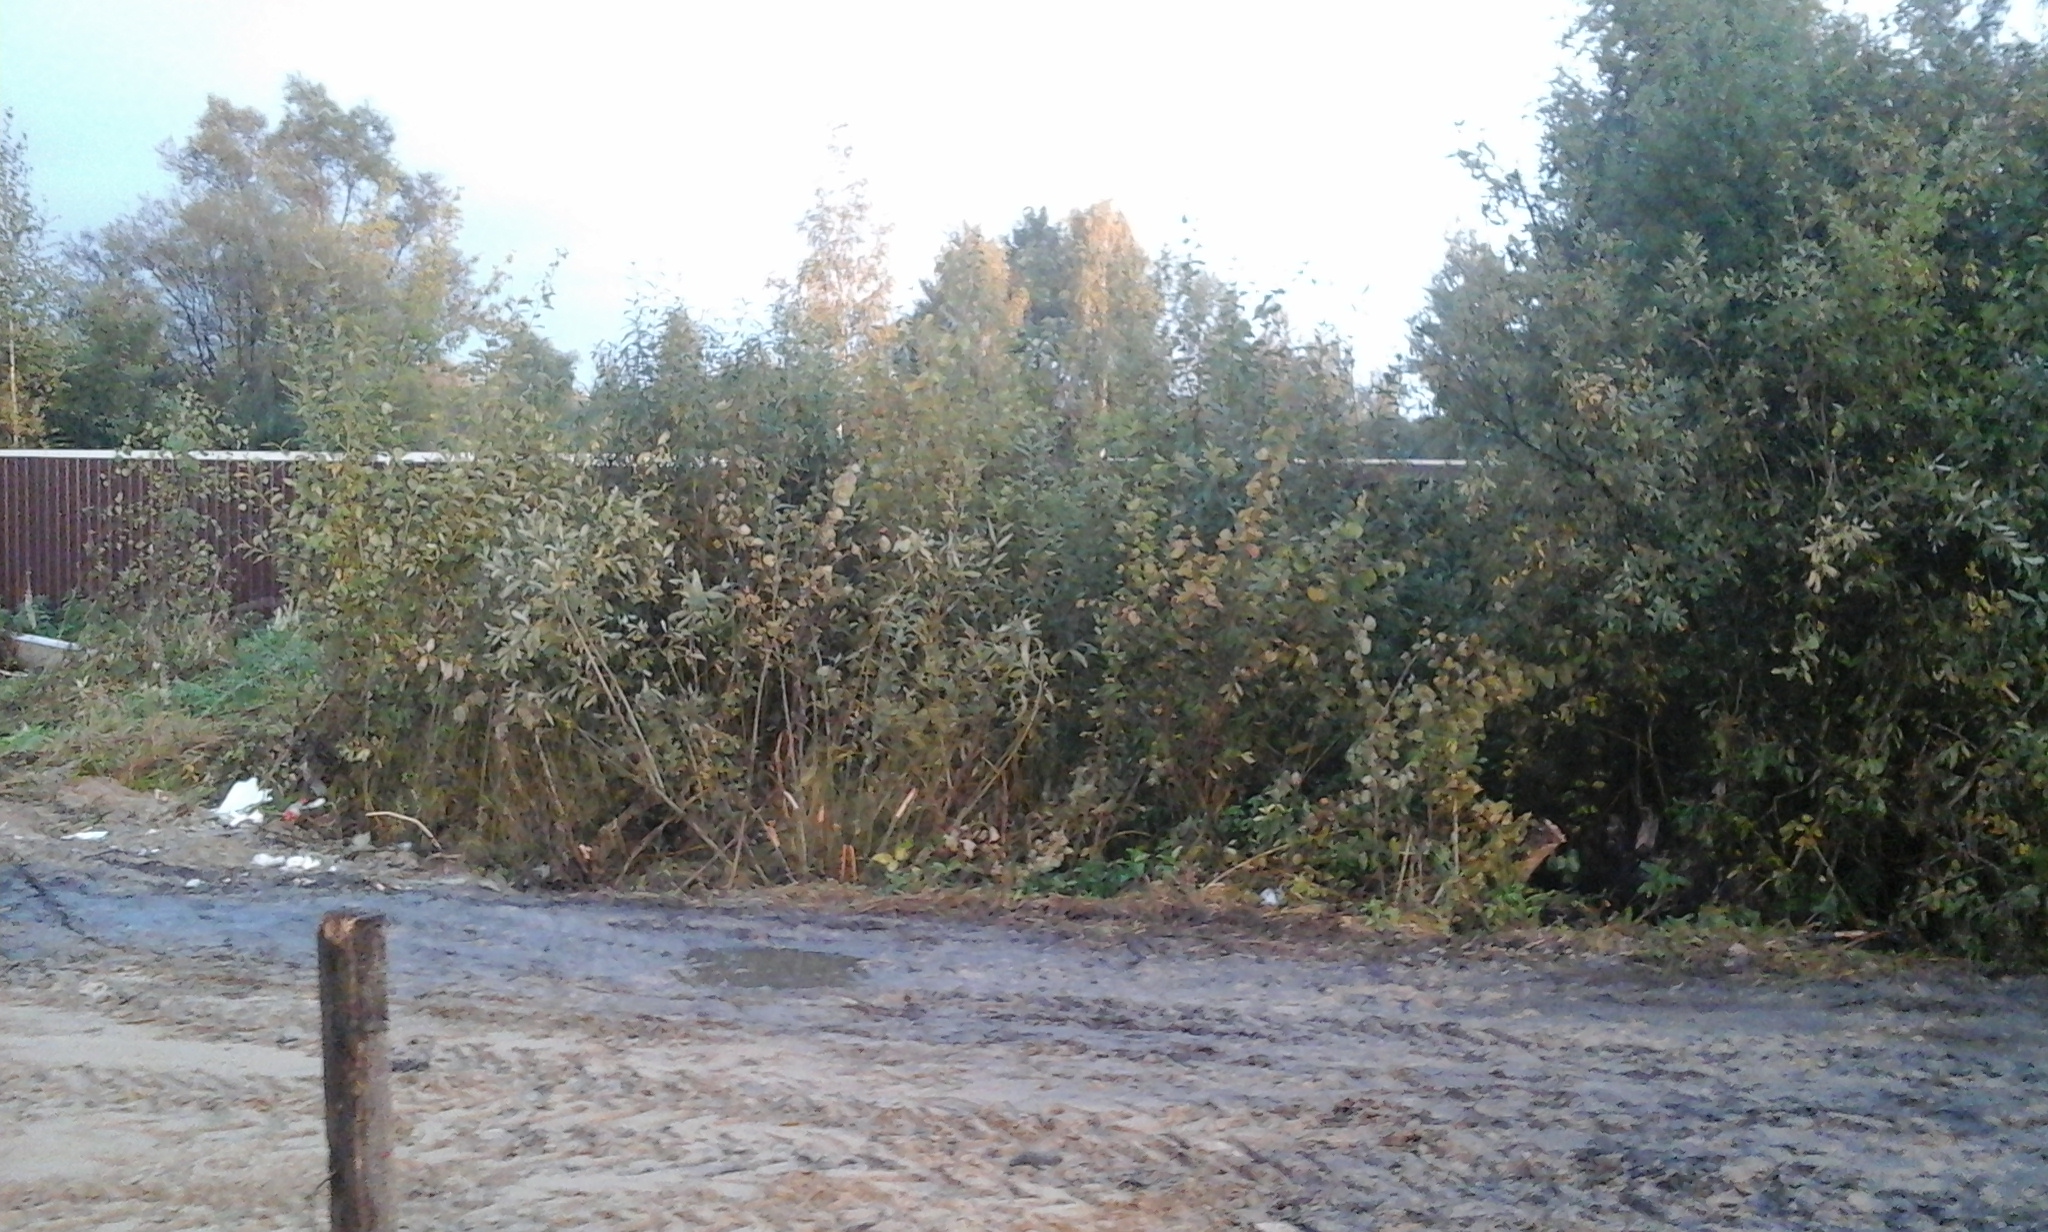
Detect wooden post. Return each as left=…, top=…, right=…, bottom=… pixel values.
left=318, top=911, right=394, bottom=1232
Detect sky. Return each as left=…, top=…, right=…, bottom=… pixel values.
left=0, top=0, right=1921, bottom=382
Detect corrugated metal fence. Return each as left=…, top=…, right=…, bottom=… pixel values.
left=0, top=450, right=295, bottom=610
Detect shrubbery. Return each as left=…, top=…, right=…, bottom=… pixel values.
left=10, top=0, right=2048, bottom=959
left=1418, top=0, right=2048, bottom=955
left=278, top=200, right=1544, bottom=913
left=284, top=2, right=2048, bottom=956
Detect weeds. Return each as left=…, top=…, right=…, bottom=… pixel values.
left=0, top=616, right=320, bottom=790
left=0, top=417, right=318, bottom=790
left=1025, top=847, right=1181, bottom=898
left=8, top=202, right=1550, bottom=927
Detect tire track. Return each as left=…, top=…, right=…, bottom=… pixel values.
left=4, top=863, right=2047, bottom=1229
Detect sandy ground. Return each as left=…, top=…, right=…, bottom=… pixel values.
left=3, top=779, right=2047, bottom=1231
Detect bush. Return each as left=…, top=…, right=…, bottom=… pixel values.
left=1415, top=0, right=2048, bottom=957
left=276, top=201, right=1535, bottom=913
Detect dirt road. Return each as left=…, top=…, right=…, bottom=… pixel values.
left=3, top=781, right=2046, bottom=1230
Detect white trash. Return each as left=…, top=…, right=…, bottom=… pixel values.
left=213, top=778, right=272, bottom=827
left=1258, top=887, right=1285, bottom=908
left=250, top=853, right=322, bottom=872
left=65, top=829, right=109, bottom=841
left=9, top=633, right=82, bottom=671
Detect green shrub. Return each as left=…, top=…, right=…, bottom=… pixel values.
left=1415, top=0, right=2048, bottom=957
left=277, top=200, right=1534, bottom=912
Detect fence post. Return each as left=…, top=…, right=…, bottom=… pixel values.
left=318, top=911, right=394, bottom=1232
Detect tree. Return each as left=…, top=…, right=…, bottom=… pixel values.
left=0, top=113, right=63, bottom=444
left=76, top=78, right=479, bottom=445
left=864, top=227, right=1032, bottom=516
left=1005, top=203, right=1166, bottom=455
left=43, top=278, right=180, bottom=447
left=781, top=170, right=894, bottom=366
left=1415, top=0, right=2048, bottom=952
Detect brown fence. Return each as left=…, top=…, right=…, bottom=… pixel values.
left=0, top=450, right=296, bottom=611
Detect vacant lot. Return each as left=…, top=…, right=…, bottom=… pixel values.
left=2, top=783, right=2045, bottom=1231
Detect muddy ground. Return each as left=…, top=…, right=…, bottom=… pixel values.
left=2, top=779, right=2046, bottom=1231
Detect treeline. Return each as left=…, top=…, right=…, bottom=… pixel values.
left=9, top=0, right=2048, bottom=956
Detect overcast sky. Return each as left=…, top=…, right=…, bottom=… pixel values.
left=2, top=0, right=1911, bottom=381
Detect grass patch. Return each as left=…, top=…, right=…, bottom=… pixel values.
left=166, top=625, right=321, bottom=719
left=3, top=596, right=91, bottom=641
left=0, top=612, right=322, bottom=793
left=1024, top=846, right=1181, bottom=898
left=0, top=723, right=54, bottom=757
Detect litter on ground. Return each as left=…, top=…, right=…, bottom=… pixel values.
left=212, top=778, right=272, bottom=827
left=249, top=852, right=323, bottom=872
left=8, top=632, right=83, bottom=670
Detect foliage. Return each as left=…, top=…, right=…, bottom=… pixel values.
left=1024, top=845, right=1181, bottom=898
left=43, top=277, right=183, bottom=447
left=32, top=9, right=2048, bottom=961
left=0, top=616, right=321, bottom=790
left=274, top=191, right=1532, bottom=914
left=1093, top=444, right=1399, bottom=825
left=1414, top=0, right=2048, bottom=955
left=59, top=78, right=481, bottom=446
left=0, top=112, right=63, bottom=444
left=92, top=405, right=253, bottom=603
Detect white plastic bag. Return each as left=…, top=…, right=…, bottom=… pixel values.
left=250, top=853, right=323, bottom=872
left=213, top=777, right=272, bottom=827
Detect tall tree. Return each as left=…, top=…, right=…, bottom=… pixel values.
left=1005, top=203, right=1166, bottom=455
left=781, top=172, right=894, bottom=365
left=77, top=78, right=478, bottom=445
left=861, top=228, right=1032, bottom=517
left=0, top=113, right=62, bottom=444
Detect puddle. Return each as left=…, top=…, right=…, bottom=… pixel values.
left=683, top=945, right=863, bottom=989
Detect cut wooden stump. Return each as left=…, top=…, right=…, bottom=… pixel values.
left=318, top=911, right=394, bottom=1232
